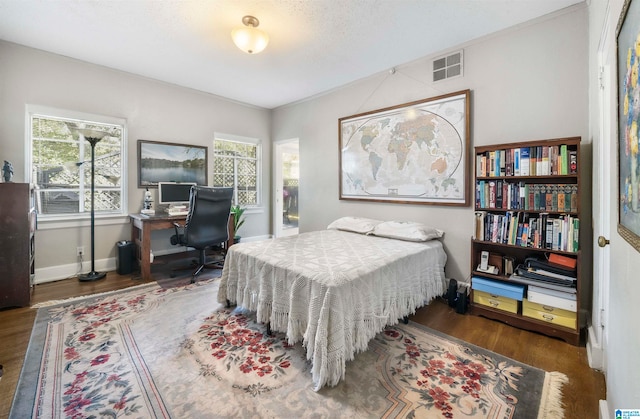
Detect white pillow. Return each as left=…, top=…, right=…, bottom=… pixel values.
left=326, top=216, right=383, bottom=234
left=372, top=221, right=444, bottom=242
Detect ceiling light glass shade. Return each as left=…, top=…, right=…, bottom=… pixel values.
left=232, top=16, right=269, bottom=54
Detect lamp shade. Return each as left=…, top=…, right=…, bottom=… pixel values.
left=232, top=16, right=269, bottom=54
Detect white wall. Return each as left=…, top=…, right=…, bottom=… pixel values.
left=272, top=5, right=590, bottom=284
left=0, top=41, right=272, bottom=280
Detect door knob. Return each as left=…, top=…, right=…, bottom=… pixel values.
left=598, top=236, right=610, bottom=247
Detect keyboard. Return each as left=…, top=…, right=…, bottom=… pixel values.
left=166, top=208, right=189, bottom=216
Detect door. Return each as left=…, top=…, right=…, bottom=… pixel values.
left=588, top=21, right=613, bottom=371
left=274, top=139, right=299, bottom=237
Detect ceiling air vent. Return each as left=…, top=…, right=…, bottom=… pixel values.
left=432, top=50, right=463, bottom=82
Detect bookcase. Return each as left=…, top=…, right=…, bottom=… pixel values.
left=0, top=183, right=36, bottom=308
left=470, top=137, right=582, bottom=345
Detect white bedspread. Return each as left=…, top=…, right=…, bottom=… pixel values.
left=217, top=229, right=447, bottom=390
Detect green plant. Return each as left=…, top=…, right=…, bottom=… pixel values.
left=230, top=205, right=246, bottom=237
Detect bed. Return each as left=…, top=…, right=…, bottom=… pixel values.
left=217, top=218, right=447, bottom=390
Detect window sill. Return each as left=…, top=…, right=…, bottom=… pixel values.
left=36, top=214, right=130, bottom=230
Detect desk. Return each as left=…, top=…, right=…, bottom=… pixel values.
left=129, top=213, right=234, bottom=281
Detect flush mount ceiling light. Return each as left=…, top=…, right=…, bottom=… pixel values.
left=231, top=15, right=269, bottom=54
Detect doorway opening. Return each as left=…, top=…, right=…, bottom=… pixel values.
left=274, top=139, right=299, bottom=237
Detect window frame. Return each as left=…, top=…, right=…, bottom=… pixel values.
left=26, top=105, right=128, bottom=225
left=212, top=132, right=262, bottom=208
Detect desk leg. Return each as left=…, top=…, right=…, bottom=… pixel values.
left=139, top=223, right=152, bottom=281
left=130, top=220, right=152, bottom=281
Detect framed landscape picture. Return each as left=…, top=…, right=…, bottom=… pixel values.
left=338, top=90, right=470, bottom=206
left=138, top=140, right=208, bottom=188
left=617, top=0, right=640, bottom=252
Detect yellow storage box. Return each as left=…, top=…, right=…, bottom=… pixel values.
left=522, top=299, right=577, bottom=329
left=473, top=290, right=519, bottom=314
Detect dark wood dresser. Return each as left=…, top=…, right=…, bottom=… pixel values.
left=0, top=183, right=36, bottom=308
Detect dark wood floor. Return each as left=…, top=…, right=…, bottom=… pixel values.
left=0, top=269, right=605, bottom=419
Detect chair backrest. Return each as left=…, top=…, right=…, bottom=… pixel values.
left=184, top=186, right=234, bottom=249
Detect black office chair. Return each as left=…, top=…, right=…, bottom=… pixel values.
left=169, top=186, right=233, bottom=283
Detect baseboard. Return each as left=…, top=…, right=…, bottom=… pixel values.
left=587, top=325, right=605, bottom=370
left=33, top=237, right=268, bottom=284
left=34, top=247, right=186, bottom=284
left=599, top=399, right=610, bottom=419
left=34, top=257, right=116, bottom=284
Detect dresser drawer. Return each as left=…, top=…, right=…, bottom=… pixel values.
left=522, top=299, right=577, bottom=329
left=473, top=290, right=519, bottom=314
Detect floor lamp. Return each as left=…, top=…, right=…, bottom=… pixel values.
left=70, top=127, right=109, bottom=281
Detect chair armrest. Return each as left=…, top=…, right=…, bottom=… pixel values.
left=171, top=222, right=185, bottom=246
left=173, top=221, right=185, bottom=232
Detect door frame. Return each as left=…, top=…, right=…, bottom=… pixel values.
left=588, top=14, right=613, bottom=372
left=273, top=138, right=299, bottom=238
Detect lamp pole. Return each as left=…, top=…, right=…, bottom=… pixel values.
left=72, top=128, right=109, bottom=281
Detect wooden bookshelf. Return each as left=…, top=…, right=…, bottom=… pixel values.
left=470, top=137, right=582, bottom=345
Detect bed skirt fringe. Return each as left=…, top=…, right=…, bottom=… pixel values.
left=217, top=231, right=448, bottom=390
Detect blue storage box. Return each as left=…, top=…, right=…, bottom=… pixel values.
left=471, top=277, right=525, bottom=301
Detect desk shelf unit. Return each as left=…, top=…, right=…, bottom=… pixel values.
left=471, top=137, right=582, bottom=345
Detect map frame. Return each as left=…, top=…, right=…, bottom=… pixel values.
left=338, top=89, right=471, bottom=206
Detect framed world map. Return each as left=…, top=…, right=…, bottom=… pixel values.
left=339, top=90, right=470, bottom=206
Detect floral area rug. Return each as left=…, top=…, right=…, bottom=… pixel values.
left=11, top=280, right=567, bottom=418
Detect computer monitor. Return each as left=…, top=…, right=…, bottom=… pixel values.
left=157, top=182, right=196, bottom=207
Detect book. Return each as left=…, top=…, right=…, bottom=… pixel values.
left=532, top=184, right=540, bottom=210
left=514, top=148, right=521, bottom=176
left=545, top=217, right=554, bottom=249
left=552, top=218, right=562, bottom=250
left=488, top=181, right=496, bottom=208
left=474, top=211, right=486, bottom=240
left=520, top=147, right=530, bottom=176
left=507, top=211, right=517, bottom=245
left=560, top=144, right=568, bottom=175
left=549, top=145, right=560, bottom=176
left=545, top=185, right=554, bottom=211
left=570, top=185, right=578, bottom=212
left=488, top=151, right=496, bottom=177
left=541, top=146, right=550, bottom=175
left=549, top=253, right=577, bottom=270
left=476, top=155, right=484, bottom=177
left=569, top=150, right=578, bottom=174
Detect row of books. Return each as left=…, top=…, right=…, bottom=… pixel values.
left=474, top=211, right=580, bottom=252
left=476, top=181, right=578, bottom=212
left=476, top=145, right=578, bottom=178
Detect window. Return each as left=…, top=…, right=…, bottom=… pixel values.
left=212, top=134, right=261, bottom=207
left=28, top=106, right=126, bottom=220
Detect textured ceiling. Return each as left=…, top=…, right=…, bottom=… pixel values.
left=0, top=0, right=583, bottom=109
